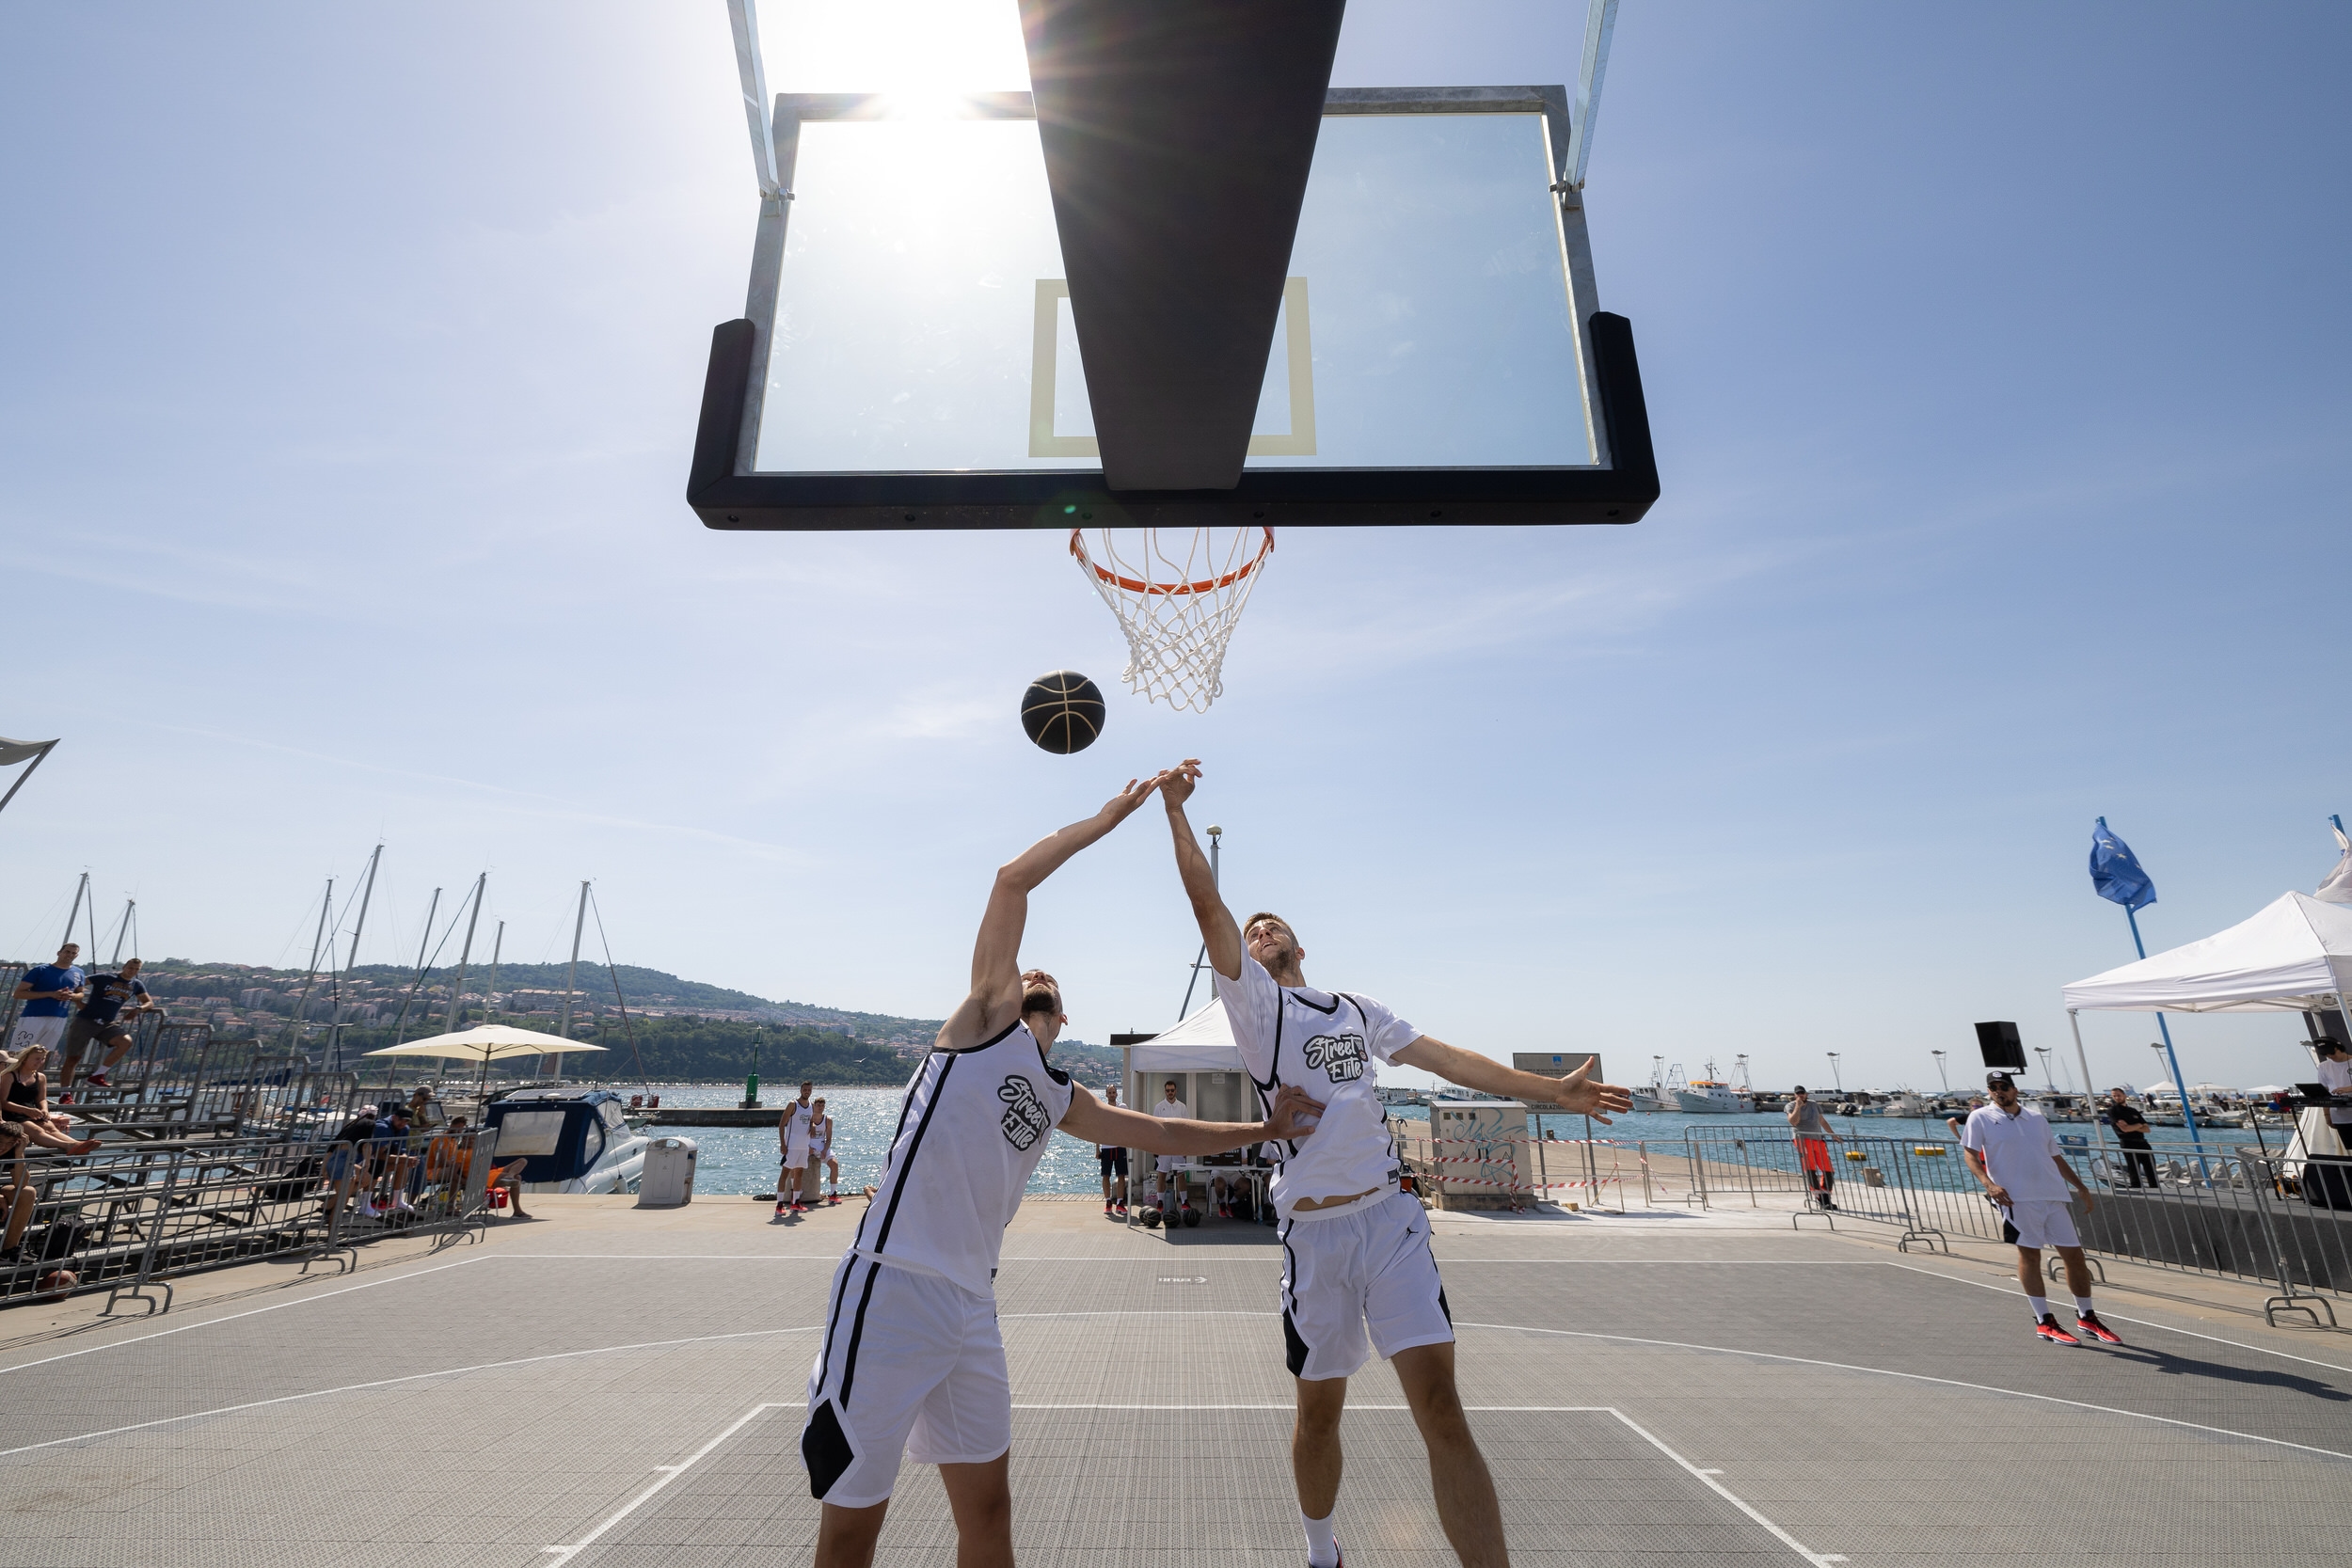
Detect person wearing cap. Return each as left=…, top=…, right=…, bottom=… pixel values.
left=1785, top=1085, right=1843, bottom=1211
left=2102, top=1087, right=2156, bottom=1188
left=1961, top=1071, right=2121, bottom=1346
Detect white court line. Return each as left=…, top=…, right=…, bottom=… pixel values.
left=1006, top=1402, right=1835, bottom=1565
left=0, top=1255, right=484, bottom=1378
left=542, top=1402, right=787, bottom=1566
left=0, top=1326, right=817, bottom=1459
left=1603, top=1408, right=1844, bottom=1565
left=1453, top=1320, right=2352, bottom=1463
left=1881, top=1259, right=2352, bottom=1376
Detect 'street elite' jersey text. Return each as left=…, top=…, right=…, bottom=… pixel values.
left=850, top=1020, right=1075, bottom=1295
left=1214, top=956, right=1418, bottom=1218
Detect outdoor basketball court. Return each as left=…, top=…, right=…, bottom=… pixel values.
left=3, top=1198, right=2345, bottom=1567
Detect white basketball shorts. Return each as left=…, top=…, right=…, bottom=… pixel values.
left=1278, top=1189, right=1454, bottom=1382
left=802, top=1253, right=1011, bottom=1509
left=2001, top=1198, right=2080, bottom=1250
left=7, top=1016, right=66, bottom=1055
left=786, top=1131, right=811, bottom=1166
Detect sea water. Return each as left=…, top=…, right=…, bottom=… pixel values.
left=629, top=1085, right=1977, bottom=1197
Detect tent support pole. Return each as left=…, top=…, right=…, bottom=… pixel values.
left=2068, top=1011, right=2114, bottom=1173
left=2125, top=905, right=2207, bottom=1162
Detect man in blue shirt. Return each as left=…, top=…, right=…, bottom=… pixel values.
left=63, top=957, right=153, bottom=1091
left=8, top=943, right=86, bottom=1062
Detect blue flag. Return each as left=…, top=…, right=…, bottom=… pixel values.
left=2090, top=817, right=2156, bottom=911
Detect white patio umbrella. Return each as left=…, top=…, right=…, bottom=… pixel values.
left=365, top=1025, right=604, bottom=1094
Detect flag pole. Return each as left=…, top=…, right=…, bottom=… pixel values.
left=2123, top=904, right=2206, bottom=1159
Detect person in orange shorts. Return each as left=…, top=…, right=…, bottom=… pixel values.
left=1787, top=1085, right=1842, bottom=1211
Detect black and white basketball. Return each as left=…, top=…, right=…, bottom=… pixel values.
left=1021, top=670, right=1105, bottom=754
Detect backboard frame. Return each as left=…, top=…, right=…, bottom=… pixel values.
left=688, top=87, right=1657, bottom=531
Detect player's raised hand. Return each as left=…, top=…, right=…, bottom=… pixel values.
left=1098, top=774, right=1163, bottom=826
left=1550, top=1060, right=1632, bottom=1124
left=1263, top=1083, right=1327, bottom=1143
left=1158, top=758, right=1203, bottom=808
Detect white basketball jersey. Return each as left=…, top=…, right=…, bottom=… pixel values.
left=1214, top=956, right=1420, bottom=1217
left=850, top=1019, right=1075, bottom=1296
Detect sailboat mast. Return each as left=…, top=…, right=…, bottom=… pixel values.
left=486, top=920, right=504, bottom=1025
left=328, top=844, right=382, bottom=1070
left=282, top=878, right=334, bottom=1051
left=442, top=873, right=486, bottom=1036
left=107, top=898, right=135, bottom=966
left=61, top=872, right=89, bottom=949
left=556, top=879, right=589, bottom=1083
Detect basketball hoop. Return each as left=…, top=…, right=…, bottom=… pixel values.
left=1070, top=527, right=1274, bottom=712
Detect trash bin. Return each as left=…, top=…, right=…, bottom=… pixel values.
left=638, top=1137, right=698, bottom=1208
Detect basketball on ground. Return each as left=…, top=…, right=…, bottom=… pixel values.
left=1021, top=670, right=1105, bottom=754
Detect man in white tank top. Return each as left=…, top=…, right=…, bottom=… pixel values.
left=803, top=776, right=1327, bottom=1568
left=1159, top=759, right=1631, bottom=1568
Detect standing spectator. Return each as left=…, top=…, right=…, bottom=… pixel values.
left=802, top=1097, right=835, bottom=1206
left=1152, top=1078, right=1194, bottom=1221
left=775, top=1080, right=815, bottom=1218
left=2103, top=1087, right=2156, bottom=1187
left=1961, top=1071, right=2122, bottom=1347
left=8, top=943, right=85, bottom=1062
left=2315, top=1040, right=2352, bottom=1156
left=1787, top=1085, right=1843, bottom=1211
left=1097, top=1083, right=1130, bottom=1217
left=61, top=957, right=154, bottom=1091
left=3, top=1047, right=101, bottom=1154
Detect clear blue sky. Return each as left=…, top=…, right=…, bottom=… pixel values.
left=3, top=3, right=2346, bottom=1094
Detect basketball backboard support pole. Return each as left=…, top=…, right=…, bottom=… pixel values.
left=1562, top=0, right=1619, bottom=193
left=1020, top=0, right=1345, bottom=492
left=688, top=77, right=1658, bottom=531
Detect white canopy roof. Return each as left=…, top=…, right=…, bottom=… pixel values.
left=1125, top=999, right=1246, bottom=1071
left=2062, top=892, right=2352, bottom=1014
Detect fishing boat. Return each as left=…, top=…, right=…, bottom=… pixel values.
left=1675, top=1061, right=1753, bottom=1115
left=1629, top=1056, right=1674, bottom=1115
left=483, top=1088, right=649, bottom=1195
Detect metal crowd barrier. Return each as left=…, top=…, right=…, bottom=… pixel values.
left=1672, top=1126, right=2350, bottom=1327
left=1, top=1127, right=501, bottom=1315
left=56, top=1019, right=363, bottom=1142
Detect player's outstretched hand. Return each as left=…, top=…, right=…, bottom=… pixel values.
left=1099, top=775, right=1163, bottom=826
left=1263, top=1083, right=1327, bottom=1143
left=1158, top=758, right=1203, bottom=809
left=1550, top=1060, right=1632, bottom=1124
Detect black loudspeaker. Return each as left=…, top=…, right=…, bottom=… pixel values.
left=2304, top=1010, right=2351, bottom=1048
left=1974, top=1022, right=2027, bottom=1071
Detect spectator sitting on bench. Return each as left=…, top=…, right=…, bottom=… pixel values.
left=2, top=1047, right=102, bottom=1155
left=0, top=1120, right=37, bottom=1264
left=364, top=1103, right=420, bottom=1218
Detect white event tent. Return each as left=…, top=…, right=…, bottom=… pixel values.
left=1121, top=998, right=1247, bottom=1075
left=2061, top=892, right=2352, bottom=1157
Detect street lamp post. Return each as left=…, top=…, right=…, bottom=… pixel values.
left=1826, top=1053, right=1843, bottom=1095
left=1931, top=1049, right=1949, bottom=1095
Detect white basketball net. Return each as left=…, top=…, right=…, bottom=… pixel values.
left=1070, top=527, right=1275, bottom=712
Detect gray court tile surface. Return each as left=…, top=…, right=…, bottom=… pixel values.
left=0, top=1205, right=2346, bottom=1566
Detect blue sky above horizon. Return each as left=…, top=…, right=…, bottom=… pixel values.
left=3, top=2, right=2347, bottom=1095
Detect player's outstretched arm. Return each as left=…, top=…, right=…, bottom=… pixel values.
left=937, top=777, right=1163, bottom=1050
left=1158, top=760, right=1244, bottom=980
left=1390, top=1037, right=1635, bottom=1125
left=1060, top=1082, right=1326, bottom=1154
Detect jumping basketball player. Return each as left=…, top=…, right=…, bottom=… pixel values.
left=1158, top=759, right=1631, bottom=1568
left=801, top=776, right=1327, bottom=1568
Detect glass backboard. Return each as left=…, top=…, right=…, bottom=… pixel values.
left=689, top=87, right=1656, bottom=529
